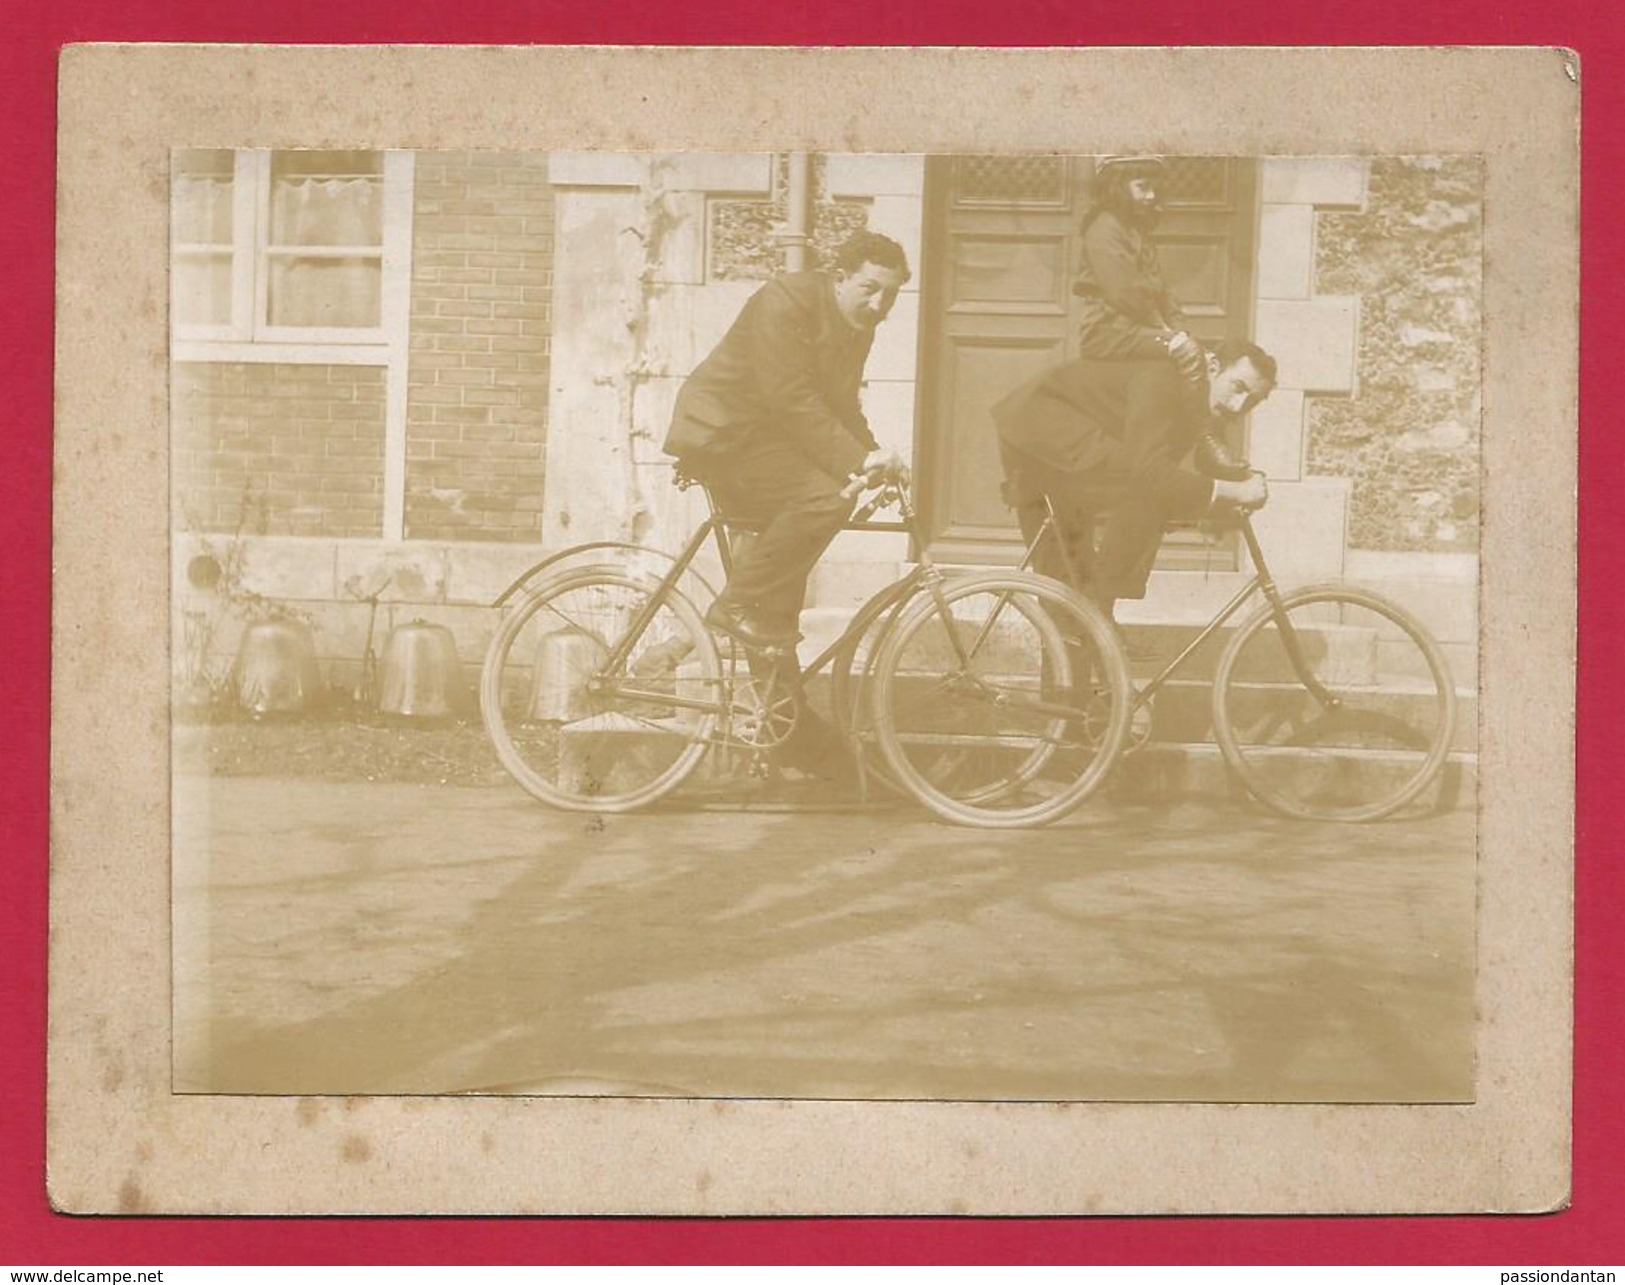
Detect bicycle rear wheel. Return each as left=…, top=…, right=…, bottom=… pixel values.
left=1212, top=585, right=1457, bottom=821
left=868, top=573, right=1132, bottom=828
left=480, top=566, right=721, bottom=812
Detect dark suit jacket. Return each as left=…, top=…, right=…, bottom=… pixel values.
left=991, top=358, right=1214, bottom=518
left=1072, top=208, right=1190, bottom=361
left=664, top=271, right=878, bottom=482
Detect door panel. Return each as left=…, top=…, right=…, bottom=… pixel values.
left=947, top=235, right=1071, bottom=311
left=920, top=155, right=1084, bottom=562
left=944, top=337, right=1062, bottom=539
left=1157, top=237, right=1233, bottom=318
left=1157, top=156, right=1255, bottom=343
left=918, top=155, right=1259, bottom=567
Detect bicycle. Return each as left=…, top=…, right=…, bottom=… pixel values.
left=480, top=474, right=1459, bottom=827
left=1017, top=492, right=1460, bottom=822
left=479, top=475, right=1134, bottom=829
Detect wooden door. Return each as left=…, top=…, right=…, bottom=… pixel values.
left=917, top=155, right=1259, bottom=565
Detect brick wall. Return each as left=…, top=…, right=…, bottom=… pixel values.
left=171, top=362, right=386, bottom=538
left=406, top=152, right=554, bottom=541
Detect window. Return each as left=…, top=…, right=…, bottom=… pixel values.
left=170, top=149, right=412, bottom=357
left=171, top=149, right=249, bottom=338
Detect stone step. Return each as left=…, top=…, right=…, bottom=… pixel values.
left=804, top=670, right=1477, bottom=757
left=1141, top=678, right=1478, bottom=755
left=800, top=607, right=1474, bottom=700
left=1104, top=742, right=1478, bottom=817
left=551, top=721, right=1478, bottom=815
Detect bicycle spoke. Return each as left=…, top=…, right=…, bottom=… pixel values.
left=480, top=568, right=719, bottom=812
left=534, top=596, right=608, bottom=642
left=870, top=575, right=1132, bottom=827
left=1214, top=588, right=1457, bottom=821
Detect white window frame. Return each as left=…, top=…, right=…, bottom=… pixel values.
left=171, top=149, right=416, bottom=540
left=169, top=152, right=257, bottom=345
left=172, top=150, right=414, bottom=362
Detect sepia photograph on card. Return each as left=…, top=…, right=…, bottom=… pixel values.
left=49, top=45, right=1576, bottom=1215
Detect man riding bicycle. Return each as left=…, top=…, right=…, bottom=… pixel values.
left=663, top=230, right=911, bottom=649
left=660, top=230, right=912, bottom=777
left=992, top=340, right=1278, bottom=635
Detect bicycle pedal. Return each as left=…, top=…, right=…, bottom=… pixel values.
left=717, top=636, right=795, bottom=667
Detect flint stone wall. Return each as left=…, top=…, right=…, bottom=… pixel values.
left=1308, top=156, right=1484, bottom=554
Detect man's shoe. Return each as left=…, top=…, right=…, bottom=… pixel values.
left=705, top=599, right=801, bottom=650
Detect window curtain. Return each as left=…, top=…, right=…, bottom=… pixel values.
left=171, top=176, right=234, bottom=326
left=267, top=177, right=383, bottom=329
left=173, top=175, right=233, bottom=245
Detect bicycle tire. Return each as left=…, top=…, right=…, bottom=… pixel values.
left=480, top=564, right=721, bottom=812
left=827, top=575, right=925, bottom=798
left=868, top=572, right=1133, bottom=828
left=1212, top=584, right=1458, bottom=822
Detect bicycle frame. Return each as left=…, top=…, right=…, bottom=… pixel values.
left=548, top=485, right=938, bottom=719
left=1022, top=500, right=1343, bottom=713
left=486, top=472, right=1436, bottom=821
left=523, top=479, right=1340, bottom=733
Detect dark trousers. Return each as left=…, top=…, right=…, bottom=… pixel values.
left=685, top=434, right=857, bottom=630
left=1000, top=439, right=1176, bottom=608
left=684, top=435, right=857, bottom=766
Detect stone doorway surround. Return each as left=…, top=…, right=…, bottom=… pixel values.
left=538, top=152, right=1474, bottom=681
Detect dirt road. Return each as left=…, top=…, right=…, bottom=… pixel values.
left=174, top=776, right=1476, bottom=1103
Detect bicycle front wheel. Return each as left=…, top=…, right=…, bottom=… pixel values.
left=827, top=575, right=925, bottom=799
left=480, top=566, right=721, bottom=812
left=868, top=573, right=1133, bottom=828
left=1212, top=585, right=1457, bottom=821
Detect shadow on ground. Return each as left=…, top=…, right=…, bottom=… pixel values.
left=175, top=773, right=1477, bottom=1104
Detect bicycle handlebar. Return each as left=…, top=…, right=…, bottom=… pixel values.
left=841, top=469, right=908, bottom=501
left=1222, top=465, right=1269, bottom=516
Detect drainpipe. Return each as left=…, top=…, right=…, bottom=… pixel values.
left=782, top=151, right=812, bottom=272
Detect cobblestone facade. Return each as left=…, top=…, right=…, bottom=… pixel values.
left=709, top=155, right=870, bottom=280
left=1308, top=157, right=1483, bottom=553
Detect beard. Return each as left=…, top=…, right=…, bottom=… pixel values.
left=1125, top=199, right=1161, bottom=231
left=1105, top=186, right=1161, bottom=231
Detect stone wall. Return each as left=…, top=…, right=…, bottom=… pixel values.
left=1307, top=157, right=1483, bottom=553
left=709, top=154, right=870, bottom=280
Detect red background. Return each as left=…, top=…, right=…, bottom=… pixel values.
left=2, top=0, right=1617, bottom=1266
